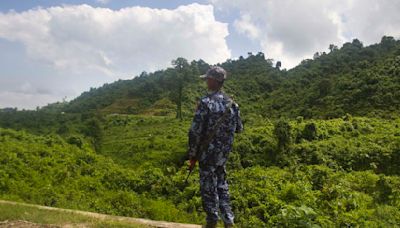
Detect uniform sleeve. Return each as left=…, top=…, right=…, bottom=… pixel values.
left=187, top=100, right=208, bottom=160
left=234, top=103, right=244, bottom=133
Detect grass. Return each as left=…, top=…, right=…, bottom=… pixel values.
left=0, top=200, right=149, bottom=227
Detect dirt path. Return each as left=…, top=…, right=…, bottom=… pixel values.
left=0, top=220, right=60, bottom=227
left=0, top=200, right=201, bottom=228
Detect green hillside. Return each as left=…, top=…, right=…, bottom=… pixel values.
left=0, top=126, right=200, bottom=223
left=1, top=115, right=400, bottom=227
left=46, top=36, right=400, bottom=119
left=1, top=36, right=400, bottom=227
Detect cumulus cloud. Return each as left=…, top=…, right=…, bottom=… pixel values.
left=0, top=3, right=230, bottom=109
left=233, top=14, right=260, bottom=40
left=0, top=3, right=230, bottom=76
left=338, top=0, right=400, bottom=44
left=211, top=0, right=400, bottom=68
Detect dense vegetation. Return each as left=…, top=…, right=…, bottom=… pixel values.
left=1, top=115, right=399, bottom=226
left=40, top=36, right=400, bottom=119
left=1, top=36, right=400, bottom=227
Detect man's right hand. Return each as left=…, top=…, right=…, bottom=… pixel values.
left=188, top=159, right=197, bottom=171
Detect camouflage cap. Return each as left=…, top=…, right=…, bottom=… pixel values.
left=200, top=66, right=227, bottom=82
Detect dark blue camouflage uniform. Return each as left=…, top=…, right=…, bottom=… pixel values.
left=187, top=89, right=243, bottom=225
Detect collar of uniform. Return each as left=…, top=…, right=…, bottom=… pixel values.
left=207, top=89, right=222, bottom=97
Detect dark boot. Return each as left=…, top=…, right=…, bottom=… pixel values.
left=224, top=223, right=234, bottom=228
left=204, top=221, right=217, bottom=228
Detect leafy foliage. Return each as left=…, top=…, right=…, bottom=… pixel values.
left=38, top=36, right=400, bottom=120
left=1, top=115, right=399, bottom=226
left=1, top=36, right=400, bottom=227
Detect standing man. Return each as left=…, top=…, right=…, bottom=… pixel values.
left=187, top=66, right=243, bottom=228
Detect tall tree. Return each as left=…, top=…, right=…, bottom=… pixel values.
left=171, top=57, right=191, bottom=120
left=329, top=44, right=338, bottom=52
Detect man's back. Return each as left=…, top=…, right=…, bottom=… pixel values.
left=187, top=66, right=242, bottom=227
left=188, top=90, right=243, bottom=167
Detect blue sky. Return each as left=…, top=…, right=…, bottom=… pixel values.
left=0, top=0, right=399, bottom=109
left=0, top=0, right=208, bottom=11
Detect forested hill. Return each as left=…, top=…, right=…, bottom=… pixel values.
left=44, top=36, right=400, bottom=119
left=1, top=36, right=400, bottom=227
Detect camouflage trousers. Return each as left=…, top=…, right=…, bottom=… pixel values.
left=199, top=164, right=234, bottom=224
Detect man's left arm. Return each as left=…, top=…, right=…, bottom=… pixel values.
left=187, top=100, right=208, bottom=160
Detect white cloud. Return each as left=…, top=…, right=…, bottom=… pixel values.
left=211, top=0, right=400, bottom=68
left=0, top=3, right=230, bottom=109
left=0, top=3, right=230, bottom=76
left=338, top=0, right=400, bottom=44
left=234, top=14, right=260, bottom=40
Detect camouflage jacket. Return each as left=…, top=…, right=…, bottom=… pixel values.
left=187, top=90, right=243, bottom=166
